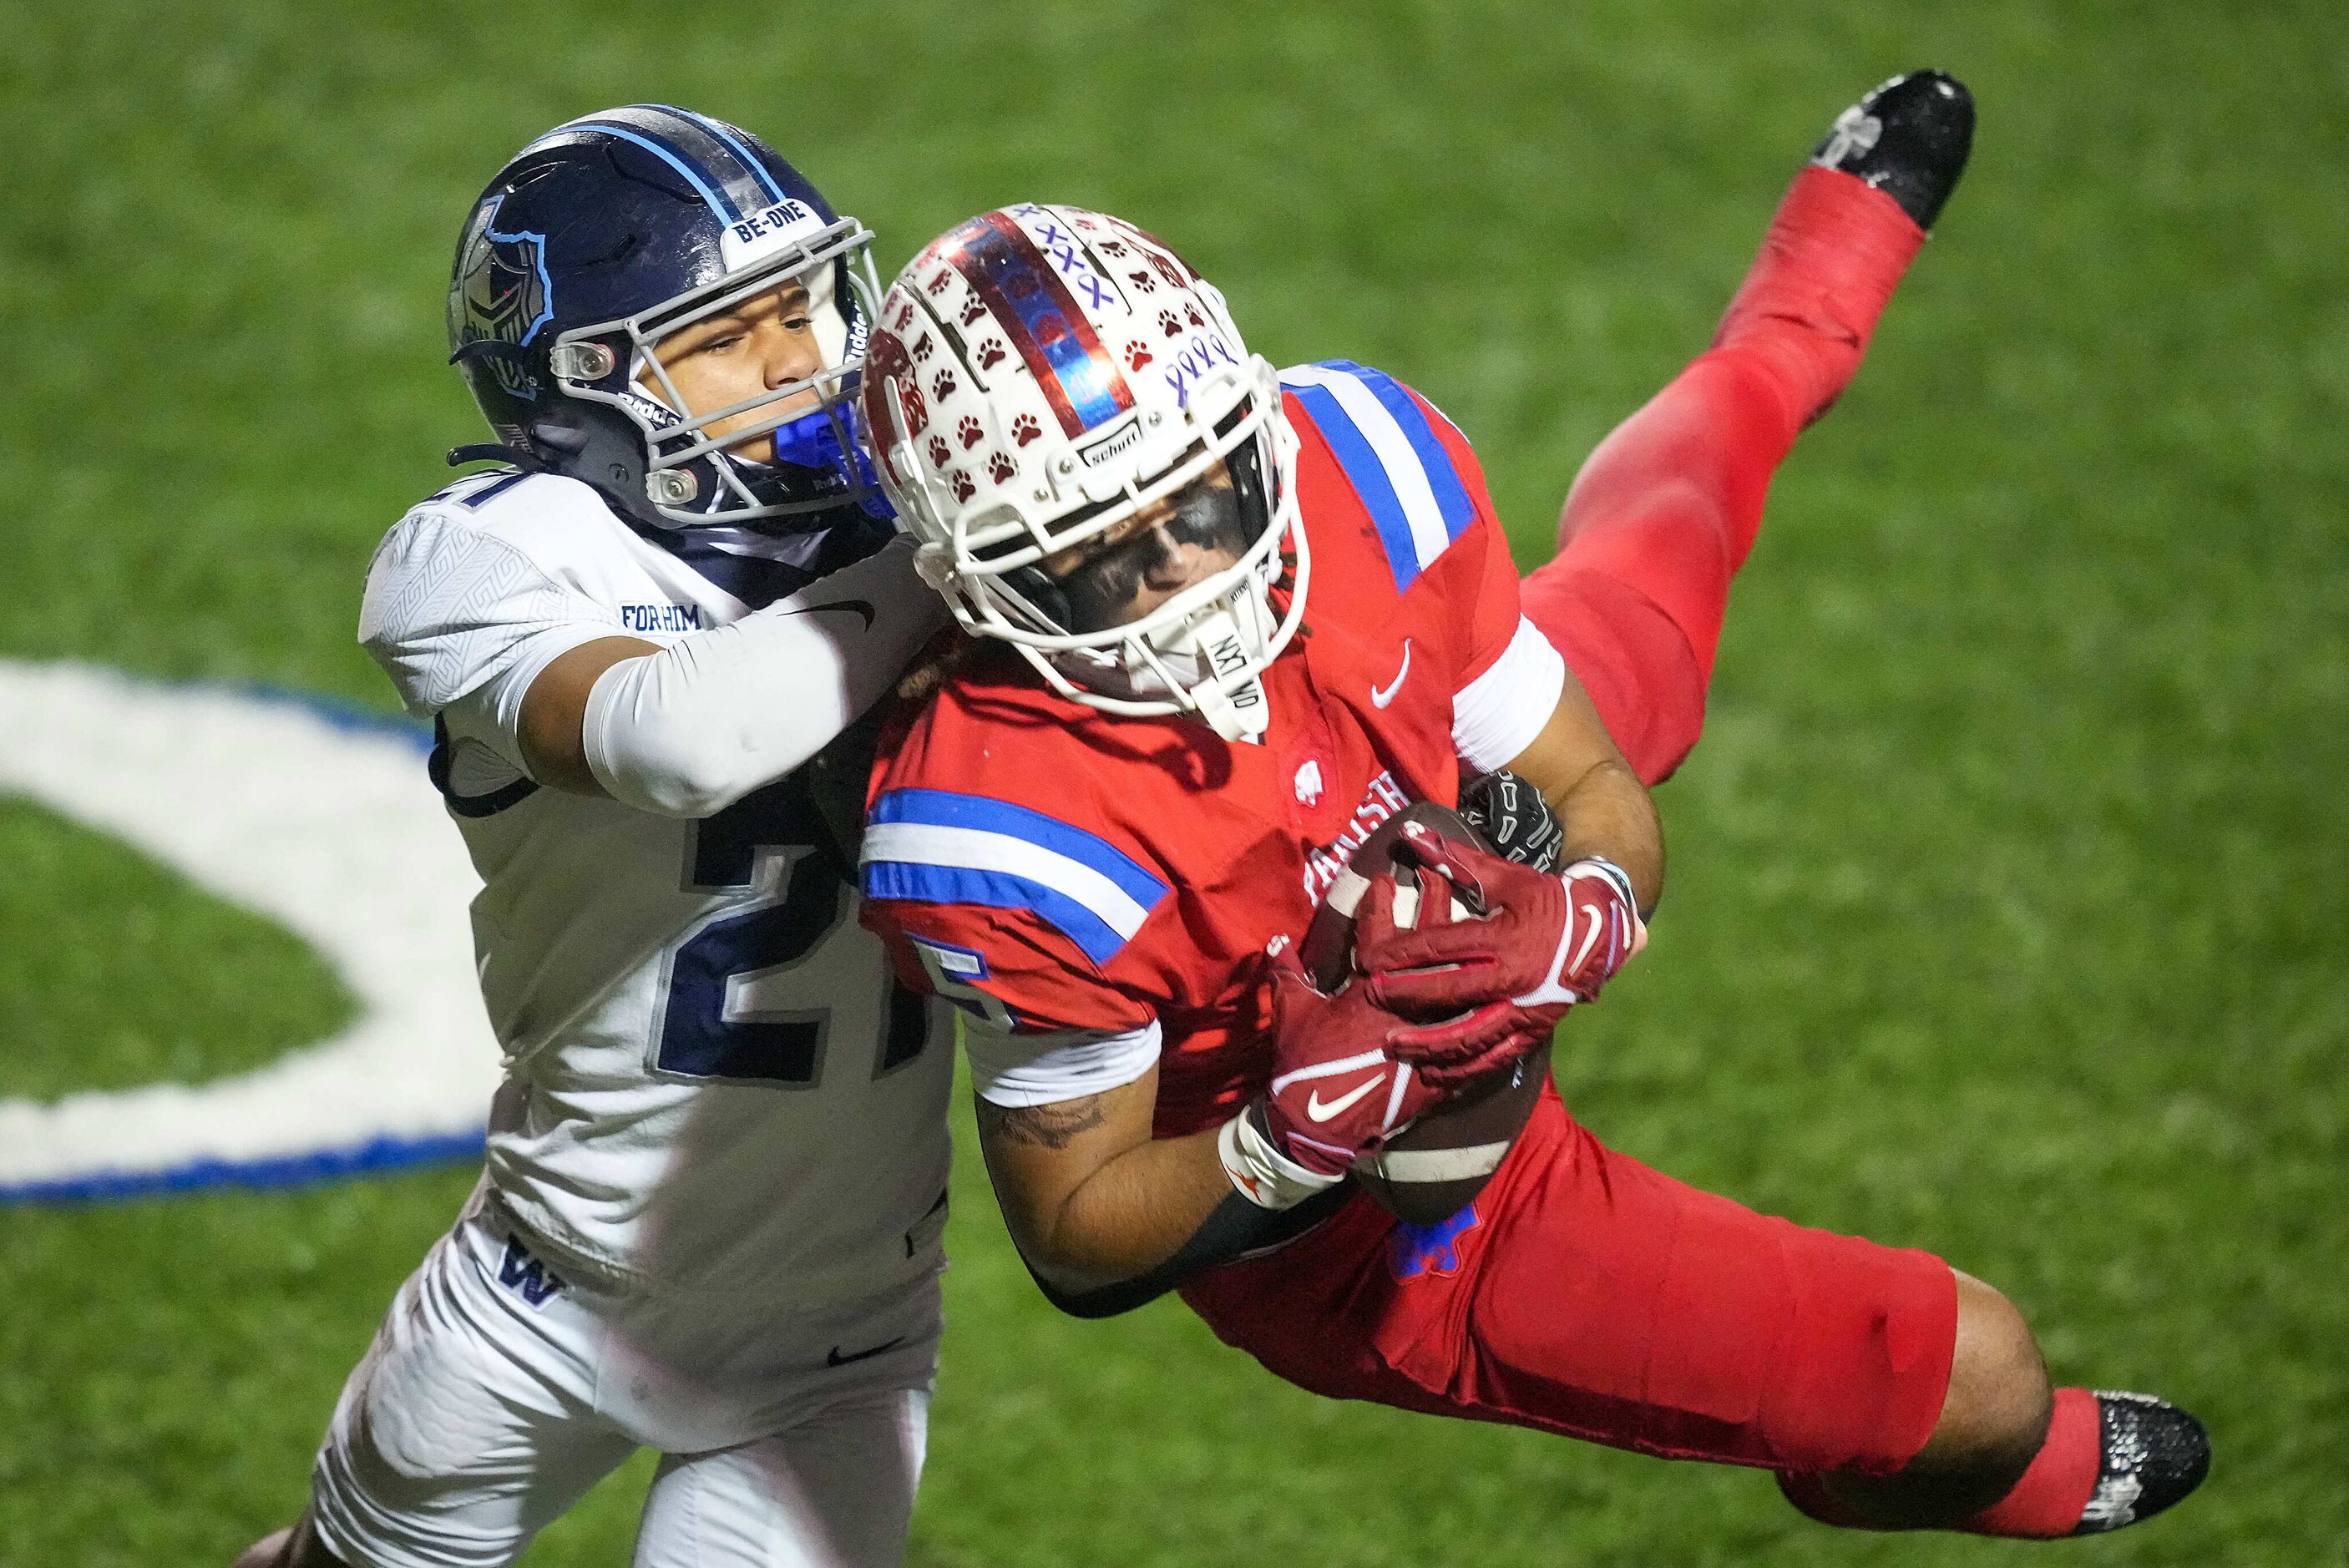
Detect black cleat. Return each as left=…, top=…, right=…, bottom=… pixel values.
left=2072, top=1392, right=2212, bottom=1534
left=1810, top=70, right=1975, bottom=231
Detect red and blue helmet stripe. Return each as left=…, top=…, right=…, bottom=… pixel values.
left=937, top=210, right=1135, bottom=438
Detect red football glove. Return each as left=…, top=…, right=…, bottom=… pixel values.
left=1248, top=946, right=1534, bottom=1175
left=1356, top=821, right=1647, bottom=1036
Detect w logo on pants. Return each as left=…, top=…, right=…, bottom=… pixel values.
left=497, top=1236, right=566, bottom=1307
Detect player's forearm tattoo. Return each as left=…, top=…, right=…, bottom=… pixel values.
left=980, top=1095, right=1110, bottom=1150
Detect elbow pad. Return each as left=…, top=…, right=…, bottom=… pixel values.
left=582, top=537, right=944, bottom=817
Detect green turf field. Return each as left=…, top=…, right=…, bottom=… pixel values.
left=4, top=2, right=2345, bottom=1562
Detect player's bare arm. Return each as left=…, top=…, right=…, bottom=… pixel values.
left=516, top=635, right=660, bottom=792
left=973, top=1066, right=1236, bottom=1292
left=965, top=953, right=1541, bottom=1304
left=1498, top=664, right=1662, bottom=914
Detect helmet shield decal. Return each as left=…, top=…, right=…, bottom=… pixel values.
left=451, top=201, right=553, bottom=404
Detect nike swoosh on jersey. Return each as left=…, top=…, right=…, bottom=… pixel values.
left=789, top=598, right=878, bottom=630
left=1370, top=640, right=1413, bottom=708
left=826, top=1334, right=906, bottom=1368
left=1306, top=1075, right=1385, bottom=1122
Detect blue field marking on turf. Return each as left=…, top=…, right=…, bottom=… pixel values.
left=0, top=1130, right=489, bottom=1206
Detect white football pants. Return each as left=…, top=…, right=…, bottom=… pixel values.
left=306, top=1201, right=939, bottom=1568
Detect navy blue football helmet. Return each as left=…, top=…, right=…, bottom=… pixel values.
left=448, top=104, right=887, bottom=534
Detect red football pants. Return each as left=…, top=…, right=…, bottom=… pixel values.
left=1181, top=1087, right=1957, bottom=1474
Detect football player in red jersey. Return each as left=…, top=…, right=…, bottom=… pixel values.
left=859, top=74, right=2207, bottom=1539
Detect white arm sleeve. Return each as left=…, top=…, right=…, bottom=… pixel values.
left=964, top=1020, right=1164, bottom=1108
left=1451, top=615, right=1568, bottom=771
left=582, top=534, right=946, bottom=818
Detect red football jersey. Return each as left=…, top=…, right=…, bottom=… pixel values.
left=861, top=362, right=1565, bottom=1138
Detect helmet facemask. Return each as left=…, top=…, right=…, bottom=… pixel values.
left=549, top=215, right=890, bottom=531
left=863, top=203, right=1311, bottom=739
left=919, top=357, right=1308, bottom=741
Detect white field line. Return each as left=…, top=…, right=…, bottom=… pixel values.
left=0, top=660, right=499, bottom=1189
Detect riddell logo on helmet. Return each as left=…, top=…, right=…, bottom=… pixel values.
left=1076, top=418, right=1144, bottom=468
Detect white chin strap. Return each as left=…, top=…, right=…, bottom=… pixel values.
left=1161, top=607, right=1270, bottom=742
left=1050, top=595, right=1274, bottom=743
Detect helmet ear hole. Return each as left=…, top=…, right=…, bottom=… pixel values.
left=1225, top=429, right=1273, bottom=537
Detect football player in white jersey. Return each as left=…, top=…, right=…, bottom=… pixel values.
left=235, top=106, right=955, bottom=1568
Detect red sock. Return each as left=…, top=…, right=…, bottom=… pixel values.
left=1777, top=1386, right=2105, bottom=1537
left=1961, top=1385, right=2103, bottom=1537
left=1520, top=167, right=1926, bottom=786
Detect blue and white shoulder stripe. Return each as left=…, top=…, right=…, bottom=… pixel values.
left=1280, top=360, right=1479, bottom=592
left=861, top=789, right=1171, bottom=967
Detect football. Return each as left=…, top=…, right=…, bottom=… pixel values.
left=1299, top=801, right=1550, bottom=1227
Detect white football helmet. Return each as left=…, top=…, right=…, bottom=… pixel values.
left=858, top=204, right=1306, bottom=740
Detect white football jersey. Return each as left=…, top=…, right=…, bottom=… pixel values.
left=358, top=469, right=951, bottom=1302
